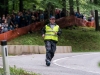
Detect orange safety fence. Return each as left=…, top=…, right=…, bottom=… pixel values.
left=0, top=16, right=95, bottom=41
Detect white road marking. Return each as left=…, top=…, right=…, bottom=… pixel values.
left=0, top=66, right=3, bottom=68
left=53, top=53, right=100, bottom=74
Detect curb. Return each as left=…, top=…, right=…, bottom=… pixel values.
left=0, top=45, right=72, bottom=55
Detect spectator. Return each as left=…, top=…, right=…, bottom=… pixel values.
left=91, top=15, right=94, bottom=21
left=31, top=16, right=36, bottom=23
left=0, top=24, right=2, bottom=33
left=11, top=14, right=17, bottom=28
left=1, top=23, right=8, bottom=33
left=8, top=25, right=14, bottom=31
left=83, top=15, right=87, bottom=21
left=88, top=15, right=94, bottom=22
left=0, top=17, right=2, bottom=24
left=20, top=13, right=26, bottom=27
left=39, top=12, right=44, bottom=21
left=16, top=12, right=21, bottom=28
left=6, top=14, right=12, bottom=27
left=2, top=14, right=6, bottom=23
left=25, top=13, right=30, bottom=25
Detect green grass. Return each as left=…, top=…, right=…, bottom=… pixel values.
left=0, top=66, right=39, bottom=75
left=99, top=62, right=100, bottom=67
left=8, top=27, right=100, bottom=52
left=8, top=31, right=44, bottom=45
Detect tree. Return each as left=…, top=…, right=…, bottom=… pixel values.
left=0, top=0, right=8, bottom=17
left=90, top=0, right=93, bottom=3
left=12, top=0, right=15, bottom=10
left=69, top=0, right=74, bottom=15
left=5, top=0, right=8, bottom=15
left=19, top=0, right=23, bottom=12
left=94, top=0, right=98, bottom=4
left=62, top=0, right=66, bottom=16
left=40, top=0, right=62, bottom=19
left=76, top=0, right=79, bottom=13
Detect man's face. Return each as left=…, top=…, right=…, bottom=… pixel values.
left=50, top=18, right=55, bottom=24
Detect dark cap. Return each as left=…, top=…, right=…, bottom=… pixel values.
left=50, top=16, right=55, bottom=19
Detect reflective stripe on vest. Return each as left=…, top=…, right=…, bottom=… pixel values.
left=44, top=25, right=59, bottom=41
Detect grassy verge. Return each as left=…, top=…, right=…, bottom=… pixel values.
left=0, top=66, right=39, bottom=75
left=99, top=62, right=100, bottom=67
left=8, top=27, right=100, bottom=52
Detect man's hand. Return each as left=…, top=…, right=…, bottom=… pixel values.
left=54, top=32, right=57, bottom=35
left=42, top=34, right=45, bottom=38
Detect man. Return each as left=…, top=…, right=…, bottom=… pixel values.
left=41, top=16, right=62, bottom=66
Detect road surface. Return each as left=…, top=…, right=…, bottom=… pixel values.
left=0, top=52, right=100, bottom=75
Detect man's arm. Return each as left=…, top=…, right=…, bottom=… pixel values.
left=57, top=27, right=62, bottom=36
left=41, top=26, right=46, bottom=38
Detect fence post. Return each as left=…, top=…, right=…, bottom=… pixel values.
left=1, top=40, right=10, bottom=75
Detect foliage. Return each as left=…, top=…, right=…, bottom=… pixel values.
left=4, top=0, right=100, bottom=16
left=0, top=0, right=100, bottom=12
left=40, top=0, right=63, bottom=9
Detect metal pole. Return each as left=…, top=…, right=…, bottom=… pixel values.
left=1, top=40, right=10, bottom=75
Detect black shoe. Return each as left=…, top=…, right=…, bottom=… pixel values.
left=46, top=59, right=51, bottom=66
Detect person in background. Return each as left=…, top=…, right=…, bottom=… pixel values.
left=1, top=23, right=8, bottom=33
left=8, top=25, right=14, bottom=31
left=41, top=16, right=62, bottom=66
left=39, top=12, right=44, bottom=21
left=0, top=24, right=2, bottom=33
left=0, top=17, right=2, bottom=24
left=2, top=14, right=6, bottom=23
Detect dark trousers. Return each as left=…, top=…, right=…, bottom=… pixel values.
left=45, top=40, right=56, bottom=61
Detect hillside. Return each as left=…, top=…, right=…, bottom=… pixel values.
left=8, top=27, right=100, bottom=52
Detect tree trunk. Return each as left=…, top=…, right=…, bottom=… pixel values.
left=5, top=0, right=8, bottom=15
left=19, top=0, right=23, bottom=12
left=90, top=0, right=96, bottom=17
left=90, top=0, right=93, bottom=3
left=76, top=0, right=79, bottom=13
left=12, top=0, right=15, bottom=10
left=94, top=0, right=97, bottom=4
left=62, top=0, right=66, bottom=16
left=0, top=0, right=8, bottom=17
left=47, top=2, right=54, bottom=19
left=69, top=0, right=74, bottom=15
left=51, top=5, right=55, bottom=16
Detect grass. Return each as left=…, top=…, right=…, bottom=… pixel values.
left=99, top=62, right=100, bottom=67
left=0, top=66, right=39, bottom=75
left=8, top=26, right=100, bottom=52
left=8, top=31, right=44, bottom=45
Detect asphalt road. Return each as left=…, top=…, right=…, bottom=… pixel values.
left=0, top=52, right=100, bottom=75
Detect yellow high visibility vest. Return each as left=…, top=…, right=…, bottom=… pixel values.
left=44, top=25, right=59, bottom=41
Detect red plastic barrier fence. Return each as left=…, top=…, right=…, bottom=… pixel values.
left=0, top=16, right=95, bottom=41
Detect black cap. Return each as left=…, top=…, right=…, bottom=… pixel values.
left=1, top=40, right=7, bottom=46
left=50, top=16, right=55, bottom=19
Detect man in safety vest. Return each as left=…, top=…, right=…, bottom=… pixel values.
left=41, top=16, right=62, bottom=66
